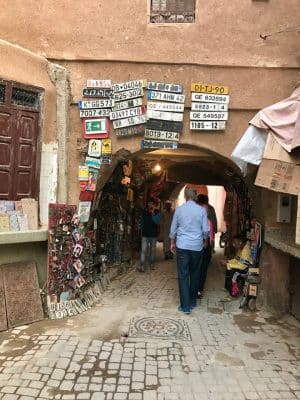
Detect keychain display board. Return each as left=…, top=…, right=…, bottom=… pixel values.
left=1, top=261, right=44, bottom=329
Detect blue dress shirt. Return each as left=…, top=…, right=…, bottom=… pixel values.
left=169, top=200, right=210, bottom=251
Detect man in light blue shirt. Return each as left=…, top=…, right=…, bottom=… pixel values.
left=170, top=188, right=210, bottom=314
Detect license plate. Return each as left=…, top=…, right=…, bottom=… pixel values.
left=147, top=91, right=185, bottom=103
left=191, top=93, right=230, bottom=104
left=110, top=106, right=146, bottom=120
left=78, top=99, right=114, bottom=109
left=111, top=80, right=145, bottom=93
left=113, top=88, right=144, bottom=102
left=141, top=140, right=178, bottom=149
left=190, top=111, right=228, bottom=121
left=190, top=121, right=226, bottom=130
left=144, top=129, right=180, bottom=141
left=146, top=81, right=183, bottom=93
left=115, top=124, right=145, bottom=136
left=147, top=109, right=183, bottom=122
left=86, top=79, right=111, bottom=88
left=80, top=109, right=111, bottom=118
left=191, top=83, right=229, bottom=94
left=83, top=88, right=113, bottom=98
left=147, top=101, right=184, bottom=113
left=191, top=102, right=228, bottom=112
left=146, top=119, right=183, bottom=133
left=111, top=97, right=143, bottom=111
left=113, top=114, right=147, bottom=129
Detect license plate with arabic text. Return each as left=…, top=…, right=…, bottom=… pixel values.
left=115, top=124, right=145, bottom=136
left=83, top=88, right=113, bottom=98
left=141, top=140, right=178, bottom=150
left=146, top=81, right=183, bottom=93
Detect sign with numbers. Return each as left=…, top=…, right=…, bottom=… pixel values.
left=110, top=106, right=146, bottom=120
left=112, top=114, right=147, bottom=129
left=80, top=108, right=111, bottom=118
left=147, top=81, right=183, bottom=93
left=141, top=140, right=178, bottom=149
left=144, top=129, right=180, bottom=141
left=147, top=91, right=185, bottom=103
left=147, top=109, right=183, bottom=122
left=191, top=83, right=229, bottom=95
left=147, top=101, right=184, bottom=113
left=111, top=80, right=146, bottom=93
left=86, top=79, right=111, bottom=88
left=190, top=111, right=228, bottom=121
left=112, top=98, right=143, bottom=112
left=191, top=93, right=230, bottom=104
left=82, top=118, right=109, bottom=139
left=191, top=103, right=228, bottom=111
left=190, top=121, right=226, bottom=130
left=78, top=99, right=114, bottom=109
left=113, top=88, right=144, bottom=102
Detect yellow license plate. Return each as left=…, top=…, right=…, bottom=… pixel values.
left=191, top=83, right=229, bottom=94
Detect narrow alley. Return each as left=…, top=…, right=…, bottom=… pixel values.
left=0, top=247, right=299, bottom=400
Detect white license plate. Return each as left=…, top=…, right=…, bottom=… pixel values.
left=80, top=109, right=111, bottom=118
left=86, top=79, right=111, bottom=88
left=191, top=93, right=230, bottom=104
left=147, top=91, right=185, bottom=103
left=110, top=106, right=146, bottom=120
left=147, top=109, right=183, bottom=122
left=112, top=98, right=143, bottom=111
left=191, top=102, right=228, bottom=111
left=147, top=101, right=184, bottom=112
left=190, top=111, right=228, bottom=121
left=114, top=88, right=144, bottom=102
left=78, top=99, right=114, bottom=109
left=112, top=80, right=145, bottom=93
left=144, top=129, right=180, bottom=141
left=147, top=81, right=183, bottom=93
left=113, top=114, right=147, bottom=129
left=190, top=121, right=226, bottom=130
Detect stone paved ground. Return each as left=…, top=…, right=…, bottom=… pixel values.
left=0, top=248, right=300, bottom=400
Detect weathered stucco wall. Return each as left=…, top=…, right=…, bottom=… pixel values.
left=0, top=0, right=299, bottom=67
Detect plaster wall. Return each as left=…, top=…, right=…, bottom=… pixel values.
left=0, top=1, right=299, bottom=68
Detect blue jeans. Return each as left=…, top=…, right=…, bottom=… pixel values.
left=140, top=237, right=157, bottom=268
left=176, top=247, right=203, bottom=310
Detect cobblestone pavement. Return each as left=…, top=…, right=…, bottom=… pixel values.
left=0, top=249, right=300, bottom=400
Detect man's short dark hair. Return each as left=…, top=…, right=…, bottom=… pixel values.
left=197, top=194, right=208, bottom=204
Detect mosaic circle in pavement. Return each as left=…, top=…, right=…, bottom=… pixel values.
left=129, top=316, right=191, bottom=341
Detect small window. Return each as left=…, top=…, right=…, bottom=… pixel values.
left=150, top=0, right=195, bottom=23
left=12, top=87, right=39, bottom=110
left=0, top=84, right=5, bottom=103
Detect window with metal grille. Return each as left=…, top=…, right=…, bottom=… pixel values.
left=12, top=87, right=39, bottom=110
left=0, top=84, right=5, bottom=103
left=150, top=0, right=195, bottom=23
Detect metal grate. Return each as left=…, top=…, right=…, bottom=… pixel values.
left=150, top=0, right=195, bottom=23
left=12, top=87, right=39, bottom=109
left=0, top=84, right=5, bottom=103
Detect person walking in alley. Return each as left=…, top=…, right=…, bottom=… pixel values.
left=160, top=201, right=174, bottom=260
left=169, top=188, right=210, bottom=314
left=207, top=197, right=218, bottom=253
left=138, top=198, right=161, bottom=272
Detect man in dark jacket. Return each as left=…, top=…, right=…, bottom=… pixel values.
left=139, top=198, right=161, bottom=272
